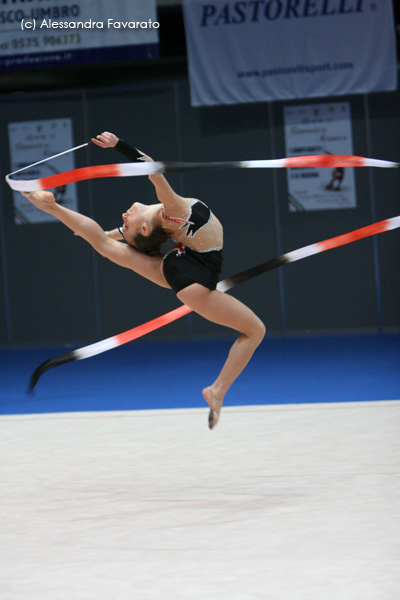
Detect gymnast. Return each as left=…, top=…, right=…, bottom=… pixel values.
left=22, top=131, right=265, bottom=429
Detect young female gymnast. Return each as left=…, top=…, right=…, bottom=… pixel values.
left=22, top=131, right=265, bottom=429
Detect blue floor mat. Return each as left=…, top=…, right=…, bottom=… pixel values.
left=1, top=334, right=399, bottom=415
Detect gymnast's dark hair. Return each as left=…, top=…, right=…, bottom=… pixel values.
left=132, top=226, right=169, bottom=256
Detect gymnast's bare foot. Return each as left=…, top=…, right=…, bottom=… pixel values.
left=202, top=386, right=223, bottom=430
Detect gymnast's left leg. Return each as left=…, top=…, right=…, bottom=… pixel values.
left=177, top=283, right=266, bottom=428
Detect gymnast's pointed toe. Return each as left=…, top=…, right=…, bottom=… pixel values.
left=208, top=409, right=219, bottom=430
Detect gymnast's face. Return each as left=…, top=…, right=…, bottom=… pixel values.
left=121, top=202, right=151, bottom=241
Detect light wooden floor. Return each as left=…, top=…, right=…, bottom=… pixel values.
left=1, top=401, right=399, bottom=599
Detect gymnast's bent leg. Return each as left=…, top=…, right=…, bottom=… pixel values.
left=177, top=283, right=266, bottom=428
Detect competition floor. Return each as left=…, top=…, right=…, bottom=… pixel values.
left=1, top=335, right=400, bottom=599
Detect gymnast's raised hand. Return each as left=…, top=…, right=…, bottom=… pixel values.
left=91, top=131, right=118, bottom=149
left=92, top=131, right=153, bottom=162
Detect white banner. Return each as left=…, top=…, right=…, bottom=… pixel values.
left=0, top=0, right=159, bottom=71
left=8, top=119, right=79, bottom=225
left=284, top=102, right=356, bottom=211
left=182, top=0, right=397, bottom=106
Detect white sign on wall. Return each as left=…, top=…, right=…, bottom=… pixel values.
left=8, top=118, right=79, bottom=224
left=284, top=102, right=356, bottom=212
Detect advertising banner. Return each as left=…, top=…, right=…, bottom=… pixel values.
left=0, top=0, right=159, bottom=71
left=182, top=0, right=397, bottom=106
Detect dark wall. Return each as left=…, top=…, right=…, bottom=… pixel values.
left=0, top=81, right=399, bottom=348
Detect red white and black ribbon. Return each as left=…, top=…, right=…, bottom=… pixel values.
left=6, top=144, right=397, bottom=389
left=28, top=215, right=400, bottom=392
left=6, top=152, right=400, bottom=192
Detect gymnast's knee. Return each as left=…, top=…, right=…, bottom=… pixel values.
left=250, top=318, right=266, bottom=346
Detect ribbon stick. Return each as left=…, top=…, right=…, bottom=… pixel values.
left=6, top=153, right=399, bottom=192
left=28, top=215, right=400, bottom=392
left=7, top=142, right=90, bottom=178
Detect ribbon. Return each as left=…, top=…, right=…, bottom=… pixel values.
left=28, top=215, right=400, bottom=392
left=6, top=153, right=399, bottom=192
left=8, top=143, right=398, bottom=389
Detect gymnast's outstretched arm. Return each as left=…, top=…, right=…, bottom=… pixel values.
left=21, top=191, right=169, bottom=287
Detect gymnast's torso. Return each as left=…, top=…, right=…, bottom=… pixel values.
left=160, top=197, right=223, bottom=253
left=160, top=196, right=224, bottom=293
left=114, top=137, right=224, bottom=292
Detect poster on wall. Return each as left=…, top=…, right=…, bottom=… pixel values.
left=0, top=0, right=159, bottom=71
left=284, top=102, right=356, bottom=212
left=8, top=118, right=79, bottom=225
